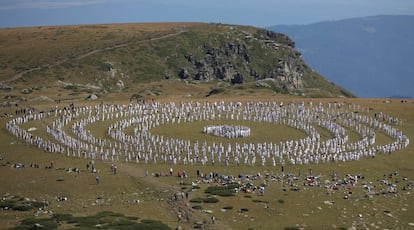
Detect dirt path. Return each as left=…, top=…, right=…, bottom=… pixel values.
left=0, top=30, right=185, bottom=85
left=114, top=162, right=228, bottom=230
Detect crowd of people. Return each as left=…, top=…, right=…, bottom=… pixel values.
left=203, top=125, right=251, bottom=138
left=5, top=100, right=409, bottom=167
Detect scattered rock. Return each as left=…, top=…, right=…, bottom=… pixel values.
left=324, top=200, right=334, bottom=205
left=31, top=96, right=54, bottom=102
left=116, top=80, right=124, bottom=88
left=383, top=211, right=393, bottom=218
left=21, top=88, right=33, bottom=94
left=193, top=221, right=204, bottom=229
left=85, top=94, right=98, bottom=101
left=0, top=85, right=14, bottom=90
left=255, top=80, right=271, bottom=88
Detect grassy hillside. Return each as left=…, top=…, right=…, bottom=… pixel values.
left=0, top=22, right=353, bottom=103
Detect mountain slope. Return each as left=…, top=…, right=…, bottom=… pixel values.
left=0, top=23, right=353, bottom=101
left=269, top=15, right=414, bottom=98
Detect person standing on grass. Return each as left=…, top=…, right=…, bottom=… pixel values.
left=211, top=215, right=216, bottom=224
left=96, top=176, right=100, bottom=184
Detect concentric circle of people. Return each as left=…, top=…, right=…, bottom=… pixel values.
left=6, top=101, right=409, bottom=167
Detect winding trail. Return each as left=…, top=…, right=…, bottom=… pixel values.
left=0, top=30, right=185, bottom=85
left=114, top=162, right=228, bottom=229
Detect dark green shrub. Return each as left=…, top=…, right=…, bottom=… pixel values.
left=284, top=227, right=300, bottom=230
left=252, top=199, right=266, bottom=203
left=190, top=197, right=204, bottom=203
left=107, top=220, right=138, bottom=229
left=53, top=213, right=73, bottom=222
left=203, top=197, right=219, bottom=203
left=25, top=201, right=46, bottom=209
left=17, top=217, right=59, bottom=229
left=136, top=219, right=171, bottom=230
left=74, top=216, right=103, bottom=227
left=126, top=216, right=139, bottom=220
left=13, top=205, right=33, bottom=211
left=204, top=184, right=238, bottom=197
left=0, top=200, right=16, bottom=209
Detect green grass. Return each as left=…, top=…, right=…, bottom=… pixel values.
left=205, top=185, right=238, bottom=197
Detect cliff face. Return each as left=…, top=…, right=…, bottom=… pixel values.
left=167, top=25, right=351, bottom=97
left=177, top=30, right=305, bottom=92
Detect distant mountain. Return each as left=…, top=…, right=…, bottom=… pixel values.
left=269, top=15, right=414, bottom=98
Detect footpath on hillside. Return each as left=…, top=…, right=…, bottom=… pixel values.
left=0, top=30, right=185, bottom=85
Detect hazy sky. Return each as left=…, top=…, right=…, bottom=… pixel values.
left=0, top=0, right=413, bottom=28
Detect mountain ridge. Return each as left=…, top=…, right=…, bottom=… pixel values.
left=0, top=22, right=353, bottom=102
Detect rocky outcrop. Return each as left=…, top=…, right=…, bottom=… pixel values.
left=179, top=42, right=249, bottom=84
left=178, top=29, right=305, bottom=91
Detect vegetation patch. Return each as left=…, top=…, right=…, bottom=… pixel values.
left=192, top=205, right=203, bottom=210
left=0, top=196, right=47, bottom=212
left=284, top=227, right=300, bottom=230
left=204, top=184, right=238, bottom=197
left=12, top=217, right=59, bottom=230
left=190, top=197, right=219, bottom=203
left=11, top=211, right=171, bottom=230
left=203, top=197, right=219, bottom=203
left=252, top=199, right=267, bottom=203
left=190, top=197, right=204, bottom=203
